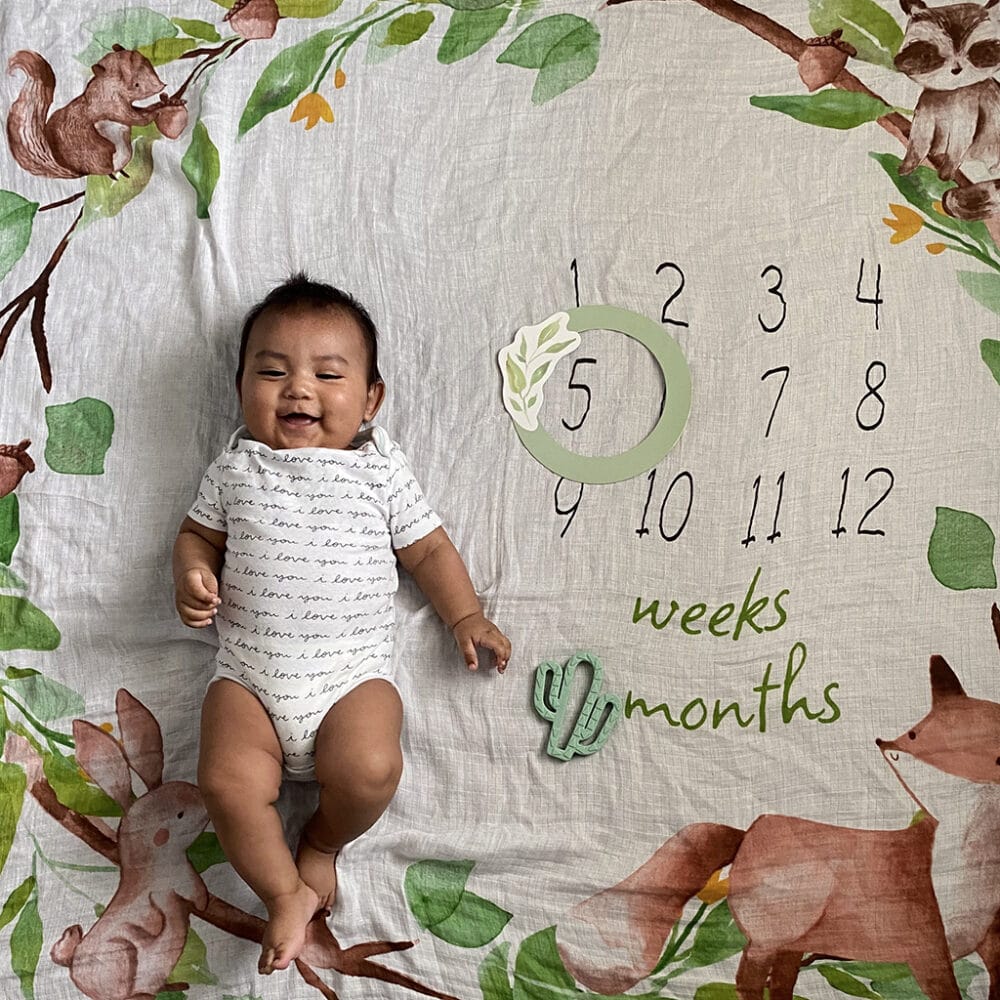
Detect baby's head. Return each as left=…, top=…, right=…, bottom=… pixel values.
left=235, top=274, right=385, bottom=451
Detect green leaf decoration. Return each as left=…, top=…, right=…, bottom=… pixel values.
left=516, top=0, right=542, bottom=27
left=278, top=0, right=346, bottom=15
left=3, top=671, right=84, bottom=722
left=816, top=965, right=882, bottom=999
left=529, top=361, right=551, bottom=386
left=42, top=751, right=123, bottom=817
left=513, top=927, right=577, bottom=999
left=506, top=357, right=527, bottom=394
left=0, top=494, right=19, bottom=567
left=0, top=597, right=60, bottom=652
left=0, top=192, right=38, bottom=284
left=170, top=927, right=218, bottom=986
left=497, top=15, right=600, bottom=105
left=0, top=876, right=34, bottom=933
left=0, top=567, right=26, bottom=591
left=442, top=0, right=507, bottom=8
left=182, top=122, right=221, bottom=220
left=187, top=831, right=228, bottom=872
left=869, top=153, right=992, bottom=244
left=385, top=11, right=435, bottom=46
left=78, top=8, right=178, bottom=65
left=172, top=18, right=222, bottom=41
left=749, top=90, right=895, bottom=129
left=480, top=944, right=514, bottom=1000
left=928, top=507, right=997, bottom=591
left=674, top=901, right=747, bottom=973
left=138, top=36, right=200, bottom=66
left=695, top=986, right=808, bottom=1000
left=439, top=5, right=512, bottom=64
left=10, top=890, right=41, bottom=1000
left=82, top=126, right=159, bottom=227
left=427, top=891, right=512, bottom=947
left=45, top=398, right=115, bottom=476
left=982, top=339, right=1000, bottom=385
left=958, top=271, right=1000, bottom=317
left=0, top=761, right=26, bottom=873
left=238, top=29, right=337, bottom=136
left=405, top=859, right=473, bottom=926
left=808, top=0, right=904, bottom=68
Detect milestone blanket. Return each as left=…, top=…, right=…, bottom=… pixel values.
left=3, top=1, right=1000, bottom=999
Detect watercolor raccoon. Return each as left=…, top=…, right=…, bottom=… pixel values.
left=894, top=0, right=1000, bottom=219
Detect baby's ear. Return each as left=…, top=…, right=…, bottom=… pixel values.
left=365, top=380, right=385, bottom=421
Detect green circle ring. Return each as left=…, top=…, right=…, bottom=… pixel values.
left=514, top=305, right=692, bottom=485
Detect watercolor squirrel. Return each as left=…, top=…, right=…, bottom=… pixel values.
left=894, top=0, right=1000, bottom=219
left=557, top=643, right=1000, bottom=1000
left=6, top=45, right=187, bottom=179
left=41, top=689, right=209, bottom=1000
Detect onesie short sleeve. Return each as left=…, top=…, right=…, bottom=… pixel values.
left=382, top=444, right=441, bottom=550
left=187, top=456, right=228, bottom=532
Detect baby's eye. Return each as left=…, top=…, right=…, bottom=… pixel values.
left=258, top=369, right=285, bottom=377
left=317, top=373, right=343, bottom=380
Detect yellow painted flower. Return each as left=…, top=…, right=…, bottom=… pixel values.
left=696, top=868, right=729, bottom=904
left=882, top=204, right=923, bottom=244
left=926, top=243, right=947, bottom=255
left=335, top=68, right=347, bottom=90
left=290, top=92, right=334, bottom=131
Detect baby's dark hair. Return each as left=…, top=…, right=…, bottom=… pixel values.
left=236, top=273, right=382, bottom=386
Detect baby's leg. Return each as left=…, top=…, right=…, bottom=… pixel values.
left=198, top=679, right=320, bottom=974
left=298, top=679, right=403, bottom=909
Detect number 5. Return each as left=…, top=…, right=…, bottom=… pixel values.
left=562, top=357, right=597, bottom=432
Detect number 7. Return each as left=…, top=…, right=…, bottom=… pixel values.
left=761, top=366, right=790, bottom=439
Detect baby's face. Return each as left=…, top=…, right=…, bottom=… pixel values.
left=238, top=306, right=384, bottom=451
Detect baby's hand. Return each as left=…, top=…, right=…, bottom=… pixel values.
left=452, top=613, right=511, bottom=674
left=176, top=568, right=220, bottom=628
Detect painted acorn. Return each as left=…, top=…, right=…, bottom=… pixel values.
left=0, top=440, right=35, bottom=498
left=798, top=29, right=856, bottom=91
left=153, top=99, right=188, bottom=139
left=224, top=0, right=280, bottom=39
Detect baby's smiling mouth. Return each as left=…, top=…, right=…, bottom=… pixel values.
left=279, top=412, right=319, bottom=427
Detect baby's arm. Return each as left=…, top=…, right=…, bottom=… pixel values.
left=173, top=516, right=226, bottom=628
left=396, top=526, right=510, bottom=673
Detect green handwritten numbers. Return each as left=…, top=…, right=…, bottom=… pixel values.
left=533, top=652, right=622, bottom=761
left=507, top=305, right=691, bottom=484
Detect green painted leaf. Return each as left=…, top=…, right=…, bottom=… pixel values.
left=516, top=0, right=541, bottom=27
left=405, top=859, right=473, bottom=927
left=498, top=15, right=600, bottom=104
left=0, top=597, right=60, bottom=652
left=505, top=357, right=527, bottom=394
left=384, top=11, right=435, bottom=46
left=808, top=0, right=904, bottom=68
left=512, top=927, right=576, bottom=1000
left=694, top=986, right=739, bottom=1000
left=750, top=90, right=894, bottom=129
left=81, top=126, right=159, bottom=227
left=529, top=361, right=551, bottom=386
left=278, top=0, right=346, bottom=15
left=537, top=320, right=559, bottom=345
left=0, top=877, right=34, bottom=933
left=676, top=901, right=747, bottom=971
left=0, top=193, right=38, bottom=284
left=441, top=0, right=507, bottom=9
left=238, top=29, right=337, bottom=136
left=173, top=18, right=222, bottom=41
left=0, top=494, right=19, bottom=567
left=42, top=751, right=123, bottom=817
left=426, top=890, right=512, bottom=947
left=869, top=153, right=992, bottom=243
left=928, top=507, right=997, bottom=591
left=816, top=965, right=882, bottom=999
left=439, top=6, right=511, bottom=64
left=982, top=340, right=1000, bottom=385
left=187, top=831, right=227, bottom=872
left=182, top=121, right=221, bottom=220
left=480, top=944, right=514, bottom=1000
left=0, top=762, right=26, bottom=874
left=170, top=927, right=218, bottom=985
left=45, top=398, right=115, bottom=476
left=10, top=892, right=41, bottom=1000
left=545, top=339, right=576, bottom=354
left=3, top=671, right=84, bottom=722
left=138, top=36, right=199, bottom=66
left=959, top=271, right=1000, bottom=317
left=78, top=8, right=178, bottom=64
left=0, top=567, right=26, bottom=590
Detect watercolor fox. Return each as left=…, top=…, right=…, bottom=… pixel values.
left=557, top=651, right=1000, bottom=1000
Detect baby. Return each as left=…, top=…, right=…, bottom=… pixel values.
left=173, top=275, right=511, bottom=974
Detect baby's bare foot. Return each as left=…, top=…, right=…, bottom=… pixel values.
left=259, top=881, right=319, bottom=975
left=296, top=835, right=338, bottom=915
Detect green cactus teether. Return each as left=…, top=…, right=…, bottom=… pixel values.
left=533, top=652, right=622, bottom=761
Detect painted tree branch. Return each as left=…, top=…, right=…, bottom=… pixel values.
left=6, top=734, right=459, bottom=1000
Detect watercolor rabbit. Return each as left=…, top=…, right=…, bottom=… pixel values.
left=49, top=689, right=209, bottom=1000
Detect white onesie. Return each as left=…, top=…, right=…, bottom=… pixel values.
left=188, top=425, right=440, bottom=779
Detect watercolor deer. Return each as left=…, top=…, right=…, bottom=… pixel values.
left=42, top=689, right=209, bottom=1000
left=557, top=649, right=1000, bottom=1000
